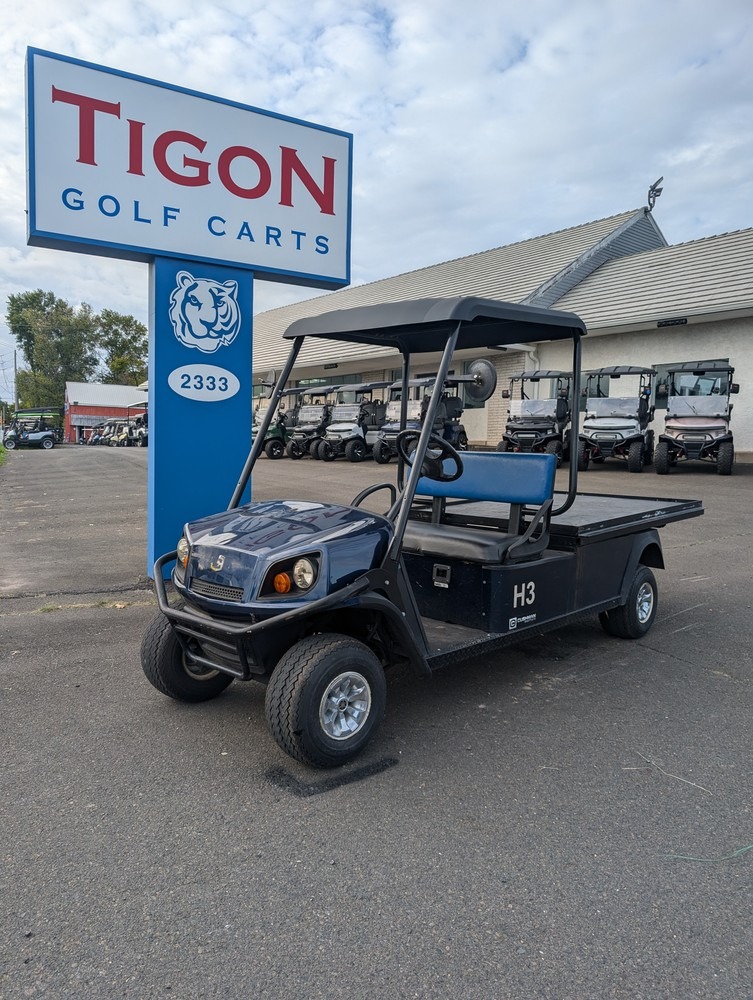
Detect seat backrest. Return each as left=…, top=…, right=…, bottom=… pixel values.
left=638, top=395, right=649, bottom=428
left=443, top=396, right=464, bottom=420
left=416, top=451, right=556, bottom=506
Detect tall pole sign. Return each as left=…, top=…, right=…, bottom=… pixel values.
left=26, top=48, right=352, bottom=573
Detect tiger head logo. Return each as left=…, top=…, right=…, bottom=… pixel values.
left=168, top=271, right=241, bottom=353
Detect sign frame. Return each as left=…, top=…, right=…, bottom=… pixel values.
left=26, top=47, right=353, bottom=289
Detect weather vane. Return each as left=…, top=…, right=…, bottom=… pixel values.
left=647, top=177, right=664, bottom=212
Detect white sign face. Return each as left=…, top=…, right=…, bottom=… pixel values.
left=26, top=49, right=352, bottom=288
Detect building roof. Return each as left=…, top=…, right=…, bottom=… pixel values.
left=553, top=228, right=753, bottom=332
left=65, top=382, right=148, bottom=408
left=253, top=209, right=664, bottom=371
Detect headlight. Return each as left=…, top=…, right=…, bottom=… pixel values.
left=293, top=558, right=316, bottom=590
left=176, top=537, right=190, bottom=567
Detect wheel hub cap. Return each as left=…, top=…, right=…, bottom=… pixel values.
left=320, top=671, right=372, bottom=741
left=637, top=582, right=654, bottom=623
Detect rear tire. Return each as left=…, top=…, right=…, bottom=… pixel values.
left=4, top=438, right=16, bottom=450
left=599, top=566, right=657, bottom=639
left=141, top=612, right=234, bottom=702
left=717, top=441, right=734, bottom=475
left=627, top=440, right=644, bottom=473
left=264, top=439, right=285, bottom=459
left=42, top=437, right=55, bottom=450
left=654, top=441, right=671, bottom=475
left=265, top=634, right=386, bottom=767
left=286, top=439, right=303, bottom=459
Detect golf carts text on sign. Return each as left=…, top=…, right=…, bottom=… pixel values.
left=141, top=297, right=702, bottom=768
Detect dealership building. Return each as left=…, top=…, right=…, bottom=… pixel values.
left=252, top=206, right=753, bottom=456
left=64, top=382, right=147, bottom=444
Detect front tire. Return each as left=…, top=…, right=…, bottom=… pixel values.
left=627, top=440, right=644, bottom=473
left=655, top=441, right=671, bottom=475
left=599, top=566, right=657, bottom=639
left=373, top=441, right=391, bottom=464
left=265, top=634, right=386, bottom=767
left=577, top=439, right=590, bottom=471
left=318, top=440, right=336, bottom=462
left=141, top=612, right=233, bottom=702
left=717, top=441, right=734, bottom=475
left=345, top=438, right=366, bottom=462
left=286, top=439, right=303, bottom=459
left=545, top=439, right=563, bottom=466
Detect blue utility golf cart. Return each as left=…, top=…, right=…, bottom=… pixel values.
left=142, top=297, right=702, bottom=768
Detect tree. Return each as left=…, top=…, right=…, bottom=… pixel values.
left=6, top=290, right=58, bottom=372
left=97, top=309, right=148, bottom=385
left=8, top=294, right=100, bottom=408
left=6, top=291, right=148, bottom=408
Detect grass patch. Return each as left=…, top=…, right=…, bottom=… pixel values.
left=0, top=443, right=7, bottom=467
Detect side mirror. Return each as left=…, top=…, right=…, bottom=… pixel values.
left=655, top=382, right=668, bottom=396
left=501, top=388, right=511, bottom=399
left=730, top=383, right=740, bottom=394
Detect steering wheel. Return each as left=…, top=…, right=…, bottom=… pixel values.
left=396, top=430, right=464, bottom=482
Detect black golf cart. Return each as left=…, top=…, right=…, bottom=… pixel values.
left=142, top=297, right=702, bottom=768
left=497, top=370, right=572, bottom=464
left=284, top=384, right=338, bottom=459
left=373, top=362, right=495, bottom=463
left=253, top=387, right=304, bottom=459
left=654, top=362, right=739, bottom=475
left=578, top=366, right=656, bottom=472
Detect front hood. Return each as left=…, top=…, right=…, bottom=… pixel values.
left=665, top=417, right=728, bottom=433
left=180, top=500, right=393, bottom=612
left=583, top=417, right=639, bottom=433
left=326, top=422, right=360, bottom=435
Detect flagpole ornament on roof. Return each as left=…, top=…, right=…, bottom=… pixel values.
left=647, top=177, right=664, bottom=213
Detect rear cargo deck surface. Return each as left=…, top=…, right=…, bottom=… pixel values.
left=415, top=491, right=703, bottom=542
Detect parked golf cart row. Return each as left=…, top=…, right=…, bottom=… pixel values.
left=496, top=362, right=738, bottom=475
left=254, top=369, right=496, bottom=463
left=88, top=414, right=148, bottom=447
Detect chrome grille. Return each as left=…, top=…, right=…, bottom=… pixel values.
left=190, top=579, right=244, bottom=602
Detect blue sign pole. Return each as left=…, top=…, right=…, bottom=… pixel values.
left=148, top=257, right=253, bottom=575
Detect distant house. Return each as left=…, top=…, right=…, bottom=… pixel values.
left=252, top=208, right=753, bottom=454
left=64, top=382, right=147, bottom=443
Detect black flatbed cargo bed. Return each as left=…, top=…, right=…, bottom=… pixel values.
left=413, top=491, right=703, bottom=545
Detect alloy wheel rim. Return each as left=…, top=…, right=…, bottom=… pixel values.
left=636, top=582, right=654, bottom=623
left=319, top=671, right=372, bottom=741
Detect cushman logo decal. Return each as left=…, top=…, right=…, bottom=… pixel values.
left=210, top=554, right=226, bottom=572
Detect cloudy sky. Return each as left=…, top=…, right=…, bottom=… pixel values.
left=1, top=0, right=751, bottom=402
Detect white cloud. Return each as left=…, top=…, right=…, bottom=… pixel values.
left=1, top=0, right=752, bottom=391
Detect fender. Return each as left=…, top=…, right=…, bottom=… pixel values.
left=617, top=529, right=664, bottom=604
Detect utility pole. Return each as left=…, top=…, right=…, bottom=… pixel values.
left=14, top=350, right=19, bottom=410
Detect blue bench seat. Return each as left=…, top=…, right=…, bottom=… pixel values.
left=403, top=451, right=557, bottom=564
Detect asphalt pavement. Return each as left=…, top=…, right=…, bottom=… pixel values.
left=1, top=445, right=752, bottom=999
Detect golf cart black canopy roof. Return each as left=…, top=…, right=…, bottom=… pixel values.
left=665, top=361, right=735, bottom=375
left=585, top=366, right=656, bottom=377
left=511, top=369, right=572, bottom=380
left=335, top=380, right=392, bottom=394
left=283, top=297, right=587, bottom=353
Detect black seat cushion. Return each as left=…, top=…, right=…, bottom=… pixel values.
left=403, top=520, right=521, bottom=562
